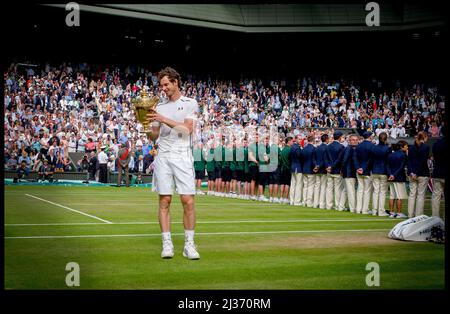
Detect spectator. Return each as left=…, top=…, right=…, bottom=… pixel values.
left=107, top=155, right=117, bottom=173
left=430, top=122, right=440, bottom=138
left=63, top=156, right=72, bottom=172
left=128, top=151, right=136, bottom=173
left=77, top=154, right=90, bottom=172
left=85, top=137, right=96, bottom=154
left=38, top=159, right=54, bottom=182
left=18, top=151, right=31, bottom=169
left=117, top=142, right=131, bottom=187
left=16, top=161, right=30, bottom=181
left=68, top=133, right=77, bottom=153
left=54, top=154, right=65, bottom=172
left=397, top=124, right=406, bottom=137
left=88, top=151, right=98, bottom=181
left=98, top=145, right=108, bottom=183
left=7, top=152, right=18, bottom=170
left=135, top=154, right=145, bottom=175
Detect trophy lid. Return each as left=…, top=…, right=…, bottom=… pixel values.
left=132, top=88, right=159, bottom=108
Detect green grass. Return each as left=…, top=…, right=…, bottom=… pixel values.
left=4, top=186, right=445, bottom=289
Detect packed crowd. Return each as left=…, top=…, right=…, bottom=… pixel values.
left=4, top=62, right=445, bottom=192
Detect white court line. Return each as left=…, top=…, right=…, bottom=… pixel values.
left=4, top=228, right=391, bottom=239
left=5, top=218, right=397, bottom=227
left=25, top=194, right=112, bottom=224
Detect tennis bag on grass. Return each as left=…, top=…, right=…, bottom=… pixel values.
left=388, top=215, right=445, bottom=242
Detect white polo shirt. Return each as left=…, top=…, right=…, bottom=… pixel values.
left=156, top=96, right=198, bottom=156
left=98, top=151, right=108, bottom=164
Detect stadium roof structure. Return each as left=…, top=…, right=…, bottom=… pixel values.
left=44, top=2, right=446, bottom=33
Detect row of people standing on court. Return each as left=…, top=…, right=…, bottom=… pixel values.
left=289, top=130, right=445, bottom=218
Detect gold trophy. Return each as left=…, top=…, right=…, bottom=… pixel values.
left=131, top=89, right=160, bottom=137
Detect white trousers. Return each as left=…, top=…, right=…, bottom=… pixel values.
left=356, top=174, right=373, bottom=214
left=408, top=176, right=428, bottom=217
left=344, top=178, right=357, bottom=212
left=326, top=174, right=345, bottom=210
left=431, top=178, right=445, bottom=218
left=372, top=174, right=388, bottom=214
left=303, top=174, right=316, bottom=207
left=302, top=175, right=308, bottom=205
left=313, top=174, right=327, bottom=209
left=289, top=173, right=303, bottom=205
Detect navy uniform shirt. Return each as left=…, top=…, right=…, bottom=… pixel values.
left=353, top=140, right=374, bottom=176
left=326, top=140, right=344, bottom=174
left=301, top=143, right=317, bottom=174
left=341, top=145, right=357, bottom=178
left=387, top=150, right=407, bottom=182
left=432, top=137, right=446, bottom=179
left=407, top=143, right=430, bottom=177
left=314, top=143, right=329, bottom=174
left=290, top=143, right=302, bottom=173
left=370, top=143, right=391, bottom=175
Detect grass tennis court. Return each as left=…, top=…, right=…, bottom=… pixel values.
left=4, top=185, right=445, bottom=289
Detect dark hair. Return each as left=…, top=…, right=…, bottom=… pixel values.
left=321, top=134, right=329, bottom=143
left=285, top=136, right=293, bottom=144
left=378, top=132, right=388, bottom=144
left=333, top=133, right=342, bottom=140
left=397, top=140, right=408, bottom=150
left=415, top=131, right=428, bottom=147
left=158, top=67, right=181, bottom=86
left=307, top=134, right=315, bottom=143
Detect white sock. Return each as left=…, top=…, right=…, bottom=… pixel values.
left=162, top=232, right=172, bottom=243
left=185, top=230, right=195, bottom=244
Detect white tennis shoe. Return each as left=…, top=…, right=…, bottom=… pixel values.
left=161, top=240, right=174, bottom=259
left=183, top=242, right=200, bottom=260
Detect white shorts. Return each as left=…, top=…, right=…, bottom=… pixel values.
left=389, top=182, right=408, bottom=200
left=152, top=151, right=196, bottom=195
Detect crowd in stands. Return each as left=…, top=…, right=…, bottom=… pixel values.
left=4, top=62, right=446, bottom=209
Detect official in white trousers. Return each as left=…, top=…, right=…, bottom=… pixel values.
left=356, top=174, right=373, bottom=214
left=372, top=174, right=388, bottom=215
left=354, top=131, right=375, bottom=214
left=370, top=132, right=391, bottom=216
left=408, top=176, right=428, bottom=217
left=326, top=174, right=345, bottom=210
left=344, top=178, right=356, bottom=212
left=431, top=178, right=445, bottom=217
left=341, top=134, right=359, bottom=212
left=301, top=174, right=307, bottom=205
left=313, top=174, right=327, bottom=209
left=289, top=172, right=303, bottom=206
left=303, top=174, right=315, bottom=207
left=407, top=132, right=431, bottom=218
left=431, top=136, right=446, bottom=218
left=325, top=131, right=346, bottom=210
left=312, top=134, right=330, bottom=209
left=300, top=136, right=319, bottom=208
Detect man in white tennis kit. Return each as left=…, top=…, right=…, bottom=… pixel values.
left=147, top=67, right=200, bottom=260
